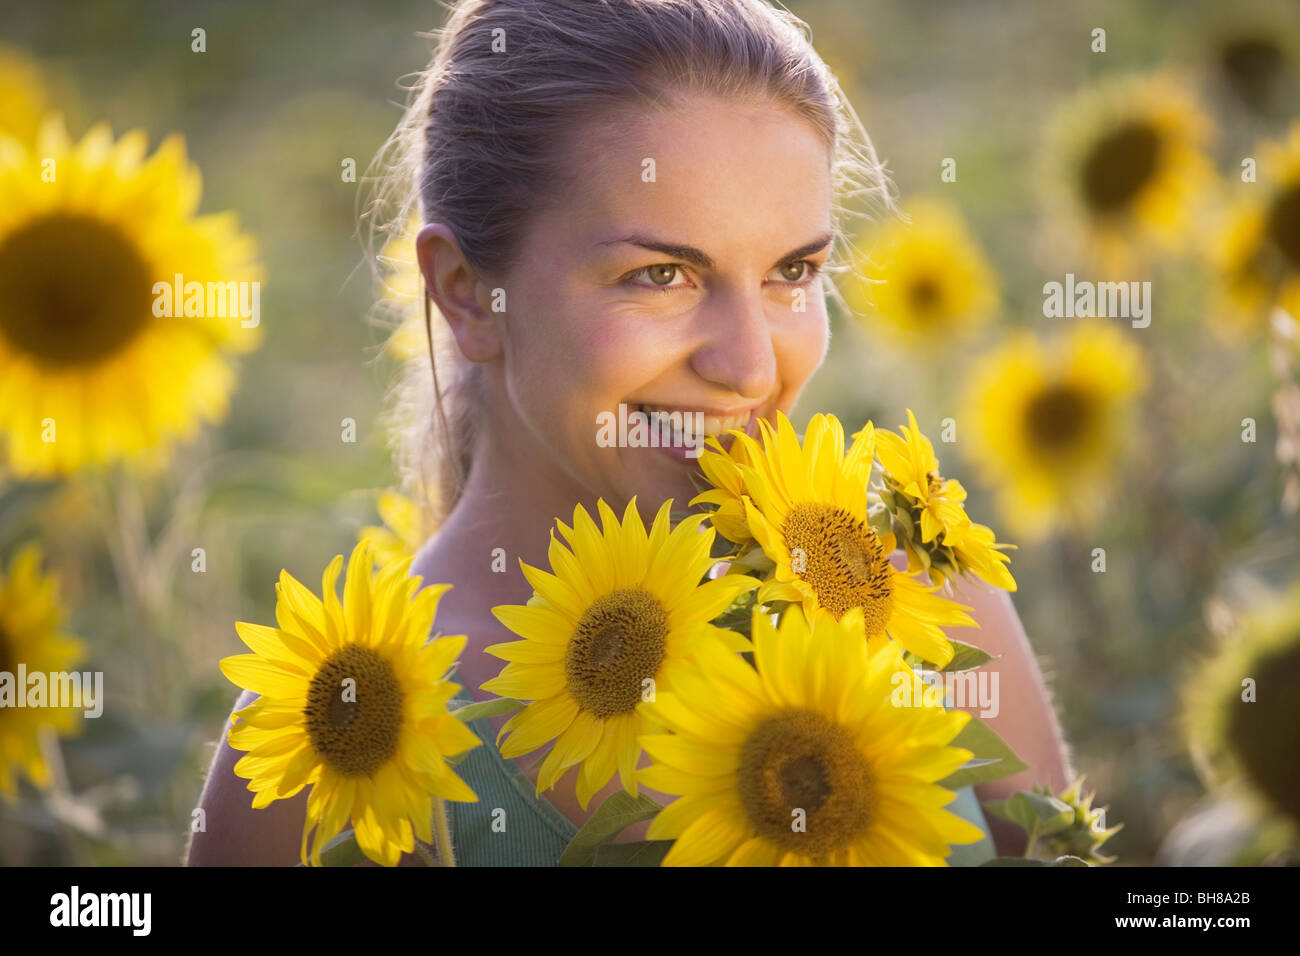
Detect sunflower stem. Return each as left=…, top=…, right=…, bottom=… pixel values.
left=1024, top=826, right=1040, bottom=860
left=431, top=797, right=456, bottom=866
left=103, top=467, right=166, bottom=713
left=414, top=841, right=438, bottom=867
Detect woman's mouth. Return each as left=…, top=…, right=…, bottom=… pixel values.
left=628, top=402, right=760, bottom=461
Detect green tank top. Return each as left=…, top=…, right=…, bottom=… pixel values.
left=445, top=679, right=998, bottom=866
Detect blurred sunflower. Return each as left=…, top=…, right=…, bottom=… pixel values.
left=0, top=45, right=51, bottom=143
left=0, top=543, right=85, bottom=801
left=1042, top=74, right=1214, bottom=271
left=482, top=498, right=757, bottom=810
left=873, top=409, right=1016, bottom=591
left=0, top=117, right=262, bottom=478
left=1210, top=122, right=1300, bottom=338
left=730, top=412, right=975, bottom=668
left=357, top=488, right=426, bottom=568
left=375, top=213, right=431, bottom=363
left=961, top=320, right=1148, bottom=540
left=637, top=604, right=984, bottom=866
left=842, top=198, right=999, bottom=346
left=1183, top=582, right=1300, bottom=840
left=1209, top=3, right=1297, bottom=115
left=220, top=542, right=481, bottom=866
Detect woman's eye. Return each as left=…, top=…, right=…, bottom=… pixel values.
left=645, top=264, right=681, bottom=286
left=625, top=259, right=822, bottom=294
left=626, top=264, right=689, bottom=292
left=775, top=260, right=819, bottom=283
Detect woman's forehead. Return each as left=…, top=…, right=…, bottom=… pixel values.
left=541, top=99, right=834, bottom=262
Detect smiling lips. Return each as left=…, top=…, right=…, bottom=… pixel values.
left=632, top=402, right=761, bottom=456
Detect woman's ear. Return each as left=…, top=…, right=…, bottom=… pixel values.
left=416, top=222, right=502, bottom=363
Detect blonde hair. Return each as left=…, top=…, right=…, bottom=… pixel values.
left=362, top=0, right=894, bottom=535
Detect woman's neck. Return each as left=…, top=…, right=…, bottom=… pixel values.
left=411, top=424, right=598, bottom=643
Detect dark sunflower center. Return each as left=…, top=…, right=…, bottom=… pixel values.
left=304, top=644, right=404, bottom=777
left=1266, top=184, right=1300, bottom=270
left=1080, top=121, right=1162, bottom=214
left=1023, top=383, right=1093, bottom=454
left=1225, top=634, right=1300, bottom=828
left=0, top=213, right=153, bottom=366
left=736, top=709, right=872, bottom=856
left=1219, top=36, right=1283, bottom=107
left=908, top=276, right=943, bottom=314
left=782, top=502, right=893, bottom=631
left=565, top=589, right=667, bottom=718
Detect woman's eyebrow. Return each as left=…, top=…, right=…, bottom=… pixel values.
left=594, top=231, right=833, bottom=270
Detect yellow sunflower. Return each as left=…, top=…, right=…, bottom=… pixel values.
left=375, top=213, right=439, bottom=363
left=220, top=541, right=481, bottom=866
left=0, top=45, right=53, bottom=143
left=1183, top=582, right=1300, bottom=837
left=1042, top=73, right=1214, bottom=272
left=0, top=117, right=262, bottom=478
left=873, top=409, right=1016, bottom=591
left=357, top=488, right=427, bottom=568
left=637, top=604, right=984, bottom=866
left=730, top=412, right=975, bottom=668
left=1210, top=121, right=1300, bottom=338
left=1210, top=8, right=1298, bottom=114
left=481, top=497, right=758, bottom=810
left=691, top=430, right=760, bottom=550
left=961, top=320, right=1147, bottom=540
left=0, top=543, right=85, bottom=801
left=842, top=198, right=999, bottom=346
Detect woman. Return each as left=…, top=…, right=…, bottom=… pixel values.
left=189, top=0, right=1072, bottom=866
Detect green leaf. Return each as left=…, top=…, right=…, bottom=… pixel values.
left=938, top=715, right=1028, bottom=790
left=985, top=791, right=1075, bottom=836
left=708, top=530, right=741, bottom=561
left=451, top=697, right=525, bottom=723
left=591, top=840, right=674, bottom=867
left=941, top=640, right=996, bottom=672
left=733, top=543, right=775, bottom=575
left=301, top=828, right=367, bottom=867
left=979, top=856, right=1049, bottom=866
left=902, top=640, right=995, bottom=674
left=977, top=854, right=1091, bottom=867
left=868, top=504, right=894, bottom=539
left=711, top=588, right=757, bottom=636
left=558, top=791, right=665, bottom=867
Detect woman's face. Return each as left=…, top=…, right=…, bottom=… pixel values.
left=486, top=93, right=833, bottom=515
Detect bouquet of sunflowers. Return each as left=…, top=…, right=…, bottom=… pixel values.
left=221, top=411, right=1118, bottom=867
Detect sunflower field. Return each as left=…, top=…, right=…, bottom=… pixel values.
left=0, top=0, right=1297, bottom=869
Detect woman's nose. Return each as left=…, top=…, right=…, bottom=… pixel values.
left=688, top=289, right=778, bottom=400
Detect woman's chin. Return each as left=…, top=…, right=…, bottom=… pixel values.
left=616, top=449, right=706, bottom=515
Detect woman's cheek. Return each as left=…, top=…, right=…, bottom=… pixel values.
left=777, top=305, right=830, bottom=390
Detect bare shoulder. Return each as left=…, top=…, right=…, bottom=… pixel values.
left=186, top=690, right=308, bottom=866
